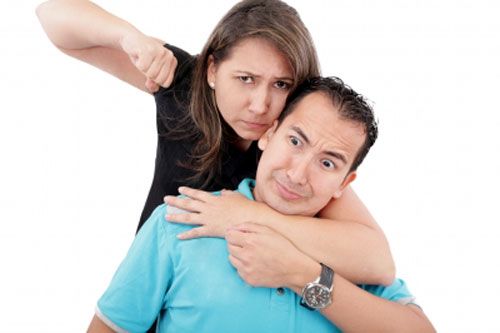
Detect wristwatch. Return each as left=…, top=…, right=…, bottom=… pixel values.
left=300, top=263, right=334, bottom=310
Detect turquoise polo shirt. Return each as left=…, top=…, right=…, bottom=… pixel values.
left=97, top=179, right=416, bottom=333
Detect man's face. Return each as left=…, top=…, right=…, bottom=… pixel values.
left=253, top=92, right=366, bottom=216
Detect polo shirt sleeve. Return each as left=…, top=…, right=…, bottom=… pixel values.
left=96, top=204, right=173, bottom=333
left=362, top=278, right=418, bottom=307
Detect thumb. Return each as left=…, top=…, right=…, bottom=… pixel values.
left=145, top=77, right=160, bottom=93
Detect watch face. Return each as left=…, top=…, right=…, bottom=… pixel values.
left=304, top=284, right=332, bottom=309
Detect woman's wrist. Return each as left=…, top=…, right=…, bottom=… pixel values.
left=251, top=201, right=282, bottom=227
left=116, top=23, right=144, bottom=51
left=287, top=258, right=322, bottom=294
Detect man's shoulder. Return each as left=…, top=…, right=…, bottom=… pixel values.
left=359, top=278, right=415, bottom=304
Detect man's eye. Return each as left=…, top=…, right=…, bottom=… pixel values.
left=321, top=159, right=335, bottom=169
left=289, top=136, right=301, bottom=146
left=274, top=80, right=291, bottom=90
left=239, top=76, right=254, bottom=84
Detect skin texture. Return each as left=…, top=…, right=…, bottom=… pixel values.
left=207, top=37, right=294, bottom=146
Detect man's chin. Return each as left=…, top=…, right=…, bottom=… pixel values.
left=266, top=200, right=308, bottom=216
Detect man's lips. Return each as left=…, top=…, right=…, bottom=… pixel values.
left=274, top=180, right=303, bottom=200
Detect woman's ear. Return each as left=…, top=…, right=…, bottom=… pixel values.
left=258, top=121, right=278, bottom=150
left=206, top=55, right=216, bottom=88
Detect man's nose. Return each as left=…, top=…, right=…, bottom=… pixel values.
left=286, top=157, right=310, bottom=185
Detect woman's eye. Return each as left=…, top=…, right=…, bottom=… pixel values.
left=289, top=136, right=301, bottom=146
left=321, top=159, right=335, bottom=170
left=239, top=76, right=254, bottom=84
left=274, top=80, right=291, bottom=90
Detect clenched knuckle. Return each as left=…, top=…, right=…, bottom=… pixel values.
left=246, top=276, right=258, bottom=286
left=137, top=61, right=148, bottom=72
left=246, top=236, right=258, bottom=247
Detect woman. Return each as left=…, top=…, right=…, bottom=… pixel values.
left=36, top=0, right=394, bottom=286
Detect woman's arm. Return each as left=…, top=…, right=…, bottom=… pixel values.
left=36, top=0, right=176, bottom=92
left=226, top=224, right=435, bottom=333
left=278, top=186, right=396, bottom=285
left=165, top=186, right=395, bottom=286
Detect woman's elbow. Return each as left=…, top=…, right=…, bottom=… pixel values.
left=378, top=263, right=396, bottom=286
left=35, top=1, right=51, bottom=21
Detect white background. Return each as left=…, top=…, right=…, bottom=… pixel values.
left=1, top=0, right=499, bottom=332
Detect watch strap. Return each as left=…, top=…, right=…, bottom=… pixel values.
left=318, top=263, right=334, bottom=290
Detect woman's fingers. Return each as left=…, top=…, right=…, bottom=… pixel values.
left=178, top=186, right=217, bottom=202
left=166, top=212, right=200, bottom=225
left=177, top=226, right=212, bottom=240
left=121, top=33, right=177, bottom=89
left=227, top=243, right=245, bottom=260
left=164, top=195, right=202, bottom=212
left=145, top=78, right=159, bottom=93
left=159, top=55, right=177, bottom=87
left=228, top=254, right=244, bottom=270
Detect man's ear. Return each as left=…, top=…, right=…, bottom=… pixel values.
left=258, top=120, right=279, bottom=150
left=206, top=55, right=216, bottom=86
left=332, top=171, right=357, bottom=199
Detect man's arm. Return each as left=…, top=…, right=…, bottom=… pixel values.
left=88, top=315, right=115, bottom=333
left=227, top=223, right=435, bottom=332
left=290, top=265, right=435, bottom=333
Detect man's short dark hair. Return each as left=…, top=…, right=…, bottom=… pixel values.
left=278, top=76, right=378, bottom=172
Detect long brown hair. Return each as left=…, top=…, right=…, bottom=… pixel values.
left=174, top=0, right=320, bottom=187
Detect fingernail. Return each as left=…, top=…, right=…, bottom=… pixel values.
left=177, top=233, right=186, bottom=239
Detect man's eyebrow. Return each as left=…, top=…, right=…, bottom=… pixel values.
left=291, top=126, right=310, bottom=144
left=325, top=150, right=347, bottom=165
left=291, top=126, right=347, bottom=165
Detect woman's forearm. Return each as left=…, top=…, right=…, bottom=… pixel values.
left=36, top=0, right=176, bottom=92
left=164, top=186, right=395, bottom=285
left=36, top=0, right=139, bottom=50
left=263, top=209, right=395, bottom=285
left=253, top=186, right=395, bottom=285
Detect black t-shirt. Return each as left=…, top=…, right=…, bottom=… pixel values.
left=137, top=45, right=259, bottom=232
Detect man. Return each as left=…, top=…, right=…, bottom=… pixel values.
left=88, top=77, right=435, bottom=332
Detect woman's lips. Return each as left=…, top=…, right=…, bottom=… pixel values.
left=242, top=120, right=268, bottom=130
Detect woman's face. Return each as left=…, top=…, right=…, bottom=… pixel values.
left=207, top=37, right=294, bottom=146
